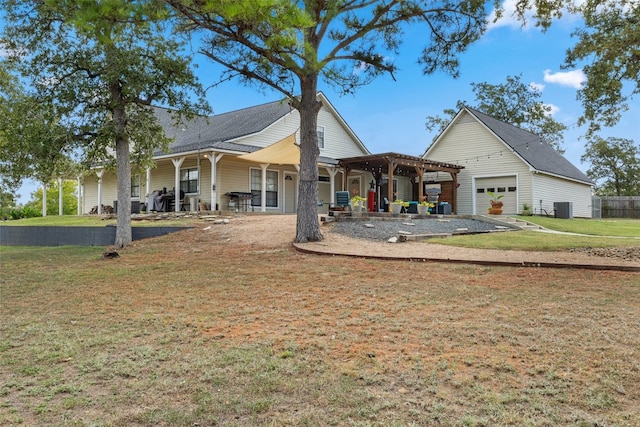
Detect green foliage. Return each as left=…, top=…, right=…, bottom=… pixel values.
left=1, top=0, right=209, bottom=247
left=27, top=180, right=79, bottom=216
left=425, top=74, right=567, bottom=151
left=581, top=136, right=640, bottom=196
left=168, top=0, right=555, bottom=242
left=565, top=0, right=640, bottom=136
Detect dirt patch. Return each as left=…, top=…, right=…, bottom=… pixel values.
left=174, top=214, right=640, bottom=269
left=3, top=213, right=640, bottom=426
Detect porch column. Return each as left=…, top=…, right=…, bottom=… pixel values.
left=42, top=182, right=47, bottom=217
left=58, top=177, right=63, bottom=216
left=172, top=157, right=185, bottom=212
left=96, top=169, right=104, bottom=214
left=415, top=166, right=426, bottom=203
left=77, top=176, right=82, bottom=215
left=384, top=155, right=397, bottom=206
left=260, top=163, right=269, bottom=212
left=325, top=166, right=339, bottom=206
left=208, top=152, right=224, bottom=211
left=452, top=172, right=459, bottom=214
left=145, top=167, right=151, bottom=209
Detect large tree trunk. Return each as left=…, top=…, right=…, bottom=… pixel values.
left=113, top=104, right=132, bottom=249
left=295, top=81, right=323, bottom=243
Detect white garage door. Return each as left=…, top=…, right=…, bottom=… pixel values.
left=475, top=177, right=517, bottom=214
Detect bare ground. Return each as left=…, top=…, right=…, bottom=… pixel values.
left=2, top=214, right=640, bottom=426
left=194, top=214, right=640, bottom=269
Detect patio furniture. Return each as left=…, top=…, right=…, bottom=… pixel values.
left=329, top=191, right=351, bottom=214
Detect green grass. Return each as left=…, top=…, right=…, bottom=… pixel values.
left=431, top=217, right=640, bottom=251
left=513, top=216, right=640, bottom=237
left=435, top=230, right=639, bottom=250
left=1, top=236, right=639, bottom=426
left=0, top=214, right=194, bottom=227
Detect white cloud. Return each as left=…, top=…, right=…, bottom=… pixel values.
left=529, top=81, right=545, bottom=92
left=543, top=69, right=586, bottom=89
left=486, top=0, right=537, bottom=31
left=487, top=0, right=584, bottom=32
left=543, top=103, right=561, bottom=117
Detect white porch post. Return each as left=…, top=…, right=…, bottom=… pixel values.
left=77, top=176, right=82, bottom=215
left=260, top=163, right=269, bottom=212
left=96, top=169, right=104, bottom=214
left=172, top=157, right=185, bottom=212
left=326, top=166, right=339, bottom=206
left=145, top=167, right=151, bottom=209
left=208, top=152, right=224, bottom=211
left=41, top=183, right=47, bottom=217
left=58, top=177, right=63, bottom=216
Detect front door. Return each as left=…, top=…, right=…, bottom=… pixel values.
left=284, top=173, right=297, bottom=213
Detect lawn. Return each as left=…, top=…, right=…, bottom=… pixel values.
left=1, top=223, right=639, bottom=426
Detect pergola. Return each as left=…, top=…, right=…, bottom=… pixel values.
left=337, top=152, right=465, bottom=212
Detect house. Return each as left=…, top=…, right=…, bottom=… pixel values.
left=81, top=93, right=371, bottom=214
left=423, top=107, right=594, bottom=217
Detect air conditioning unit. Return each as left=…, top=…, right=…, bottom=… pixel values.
left=554, top=202, right=573, bottom=219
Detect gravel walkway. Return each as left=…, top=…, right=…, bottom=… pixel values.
left=328, top=216, right=513, bottom=242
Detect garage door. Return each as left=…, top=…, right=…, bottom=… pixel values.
left=475, top=177, right=517, bottom=214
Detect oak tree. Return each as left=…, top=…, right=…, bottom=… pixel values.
left=2, top=0, right=208, bottom=247
left=168, top=0, right=560, bottom=243
left=565, top=0, right=640, bottom=135
left=425, top=75, right=567, bottom=151
left=581, top=136, right=640, bottom=196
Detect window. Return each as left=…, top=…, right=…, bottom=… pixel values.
left=250, top=169, right=278, bottom=207
left=131, top=174, right=140, bottom=198
left=317, top=126, right=325, bottom=149
left=318, top=176, right=330, bottom=182
left=497, top=187, right=506, bottom=193
left=180, top=167, right=198, bottom=194
left=476, top=188, right=485, bottom=193
left=508, top=186, right=517, bottom=192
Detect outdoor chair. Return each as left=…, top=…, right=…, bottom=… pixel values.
left=329, top=191, right=351, bottom=214
left=425, top=188, right=440, bottom=213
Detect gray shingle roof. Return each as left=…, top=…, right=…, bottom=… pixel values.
left=466, top=107, right=593, bottom=184
left=152, top=99, right=294, bottom=155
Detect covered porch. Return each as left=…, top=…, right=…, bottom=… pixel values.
left=337, top=152, right=464, bottom=213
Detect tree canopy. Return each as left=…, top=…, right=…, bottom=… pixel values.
left=425, top=74, right=567, bottom=152
left=565, top=0, right=640, bottom=136
left=581, top=136, right=640, bottom=196
left=2, top=0, right=208, bottom=247
left=168, top=0, right=560, bottom=242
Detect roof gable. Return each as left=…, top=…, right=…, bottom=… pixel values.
left=430, top=107, right=592, bottom=185
left=153, top=99, right=294, bottom=155
left=153, top=93, right=369, bottom=157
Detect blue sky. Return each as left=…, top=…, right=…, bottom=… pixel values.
left=15, top=3, right=638, bottom=204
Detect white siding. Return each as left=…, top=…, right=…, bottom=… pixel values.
left=426, top=113, right=531, bottom=215
left=83, top=171, right=118, bottom=213
left=532, top=173, right=593, bottom=218
left=83, top=98, right=368, bottom=213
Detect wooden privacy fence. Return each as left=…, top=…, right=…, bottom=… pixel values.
left=600, top=196, right=640, bottom=218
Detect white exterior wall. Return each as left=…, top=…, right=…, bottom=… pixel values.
left=83, top=171, right=118, bottom=213
left=532, top=173, right=593, bottom=218
left=82, top=99, right=368, bottom=213
left=426, top=113, right=532, bottom=215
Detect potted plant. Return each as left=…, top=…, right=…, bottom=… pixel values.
left=390, top=199, right=407, bottom=215
left=487, top=191, right=504, bottom=215
left=417, top=200, right=434, bottom=215
left=350, top=195, right=367, bottom=213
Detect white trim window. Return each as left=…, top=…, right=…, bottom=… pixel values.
left=180, top=167, right=199, bottom=194
left=250, top=169, right=279, bottom=207
left=317, top=126, right=325, bottom=149
left=131, top=174, right=141, bottom=199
